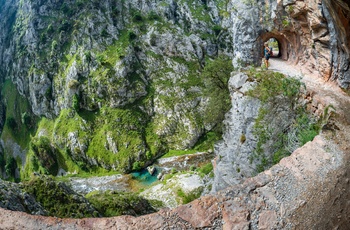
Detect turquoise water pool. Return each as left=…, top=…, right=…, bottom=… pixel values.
left=130, top=168, right=159, bottom=186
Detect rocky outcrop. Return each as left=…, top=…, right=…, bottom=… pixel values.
left=1, top=127, right=349, bottom=229
left=0, top=179, right=47, bottom=215
left=211, top=72, right=261, bottom=192
left=0, top=0, right=235, bottom=174
left=211, top=71, right=308, bottom=192
left=0, top=0, right=350, bottom=228
left=231, top=0, right=350, bottom=89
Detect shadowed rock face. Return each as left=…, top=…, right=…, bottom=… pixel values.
left=0, top=130, right=349, bottom=229
left=0, top=0, right=350, bottom=229
left=231, top=0, right=350, bottom=89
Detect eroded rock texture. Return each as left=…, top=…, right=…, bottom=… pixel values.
left=0, top=0, right=350, bottom=229
left=1, top=129, right=349, bottom=229
left=231, top=0, right=350, bottom=88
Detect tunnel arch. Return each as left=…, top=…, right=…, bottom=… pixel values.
left=258, top=32, right=300, bottom=64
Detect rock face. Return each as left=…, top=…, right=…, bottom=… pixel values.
left=0, top=0, right=350, bottom=228
left=0, top=179, right=47, bottom=215
left=0, top=0, right=234, bottom=175
left=230, top=0, right=350, bottom=88
left=211, top=71, right=307, bottom=192
left=1, top=128, right=349, bottom=229
left=211, top=72, right=261, bottom=192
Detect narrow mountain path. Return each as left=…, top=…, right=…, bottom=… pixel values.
left=0, top=59, right=349, bottom=229
left=269, top=58, right=350, bottom=127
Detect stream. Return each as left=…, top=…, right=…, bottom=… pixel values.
left=67, top=151, right=214, bottom=195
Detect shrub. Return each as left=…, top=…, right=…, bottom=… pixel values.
left=202, top=55, right=234, bottom=127
left=72, top=94, right=80, bottom=111
left=132, top=161, right=142, bottom=171
left=6, top=117, right=17, bottom=131
left=197, top=162, right=213, bottom=176
left=247, top=70, right=320, bottom=171
left=176, top=187, right=203, bottom=204
left=132, top=12, right=143, bottom=22
left=150, top=33, right=157, bottom=46
left=128, top=31, right=137, bottom=41
left=101, top=28, right=109, bottom=37
left=86, top=191, right=156, bottom=217
left=30, top=137, right=58, bottom=175
left=246, top=70, right=303, bottom=104
left=5, top=157, right=17, bottom=177
left=24, top=176, right=98, bottom=218
left=148, top=11, right=160, bottom=21
left=212, top=25, right=222, bottom=36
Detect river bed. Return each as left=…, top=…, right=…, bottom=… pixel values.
left=67, top=151, right=214, bottom=195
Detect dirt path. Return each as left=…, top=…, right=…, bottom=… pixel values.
left=269, top=58, right=350, bottom=126
left=0, top=59, right=349, bottom=230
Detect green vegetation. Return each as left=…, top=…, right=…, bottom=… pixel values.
left=1, top=80, right=35, bottom=148
left=0, top=80, right=37, bottom=180
left=282, top=16, right=290, bottom=27
left=2, top=0, right=236, bottom=183
left=246, top=69, right=302, bottom=103
left=24, top=176, right=99, bottom=218
left=86, top=190, right=156, bottom=217
left=202, top=55, right=234, bottom=129
left=176, top=187, right=203, bottom=204
left=197, top=162, right=213, bottom=177
left=161, top=149, right=197, bottom=158
left=85, top=107, right=148, bottom=172
left=30, top=136, right=59, bottom=175
left=246, top=69, right=320, bottom=172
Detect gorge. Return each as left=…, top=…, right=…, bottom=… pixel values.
left=0, top=0, right=350, bottom=229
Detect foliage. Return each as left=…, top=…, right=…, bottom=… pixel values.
left=86, top=190, right=156, bottom=217
left=247, top=69, right=320, bottom=172
left=192, top=131, right=221, bottom=152
left=1, top=80, right=35, bottom=148
left=246, top=69, right=303, bottom=104
left=202, top=55, right=234, bottom=128
left=6, top=117, right=17, bottom=131
left=128, top=30, right=137, bottom=41
left=24, top=176, right=98, bottom=218
left=86, top=107, right=148, bottom=172
left=212, top=25, right=222, bottom=36
left=5, top=157, right=17, bottom=177
left=282, top=16, right=290, bottom=27
left=132, top=12, right=144, bottom=23
left=30, top=136, right=58, bottom=176
left=176, top=187, right=203, bottom=204
left=197, top=162, right=213, bottom=176
left=161, top=149, right=197, bottom=158
left=147, top=11, right=161, bottom=21
left=0, top=152, right=5, bottom=169
left=132, top=161, right=143, bottom=171
left=72, top=94, right=80, bottom=111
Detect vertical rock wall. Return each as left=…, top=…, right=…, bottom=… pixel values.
left=230, top=0, right=350, bottom=89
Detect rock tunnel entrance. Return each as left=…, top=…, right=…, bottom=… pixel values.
left=258, top=32, right=293, bottom=62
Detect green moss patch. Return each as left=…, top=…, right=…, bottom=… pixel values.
left=86, top=190, right=156, bottom=217
left=23, top=176, right=99, bottom=218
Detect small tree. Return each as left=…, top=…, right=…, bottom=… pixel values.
left=6, top=117, right=18, bottom=131
left=202, top=55, right=234, bottom=128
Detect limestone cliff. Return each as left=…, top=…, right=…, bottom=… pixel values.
left=0, top=0, right=233, bottom=177
left=231, top=0, right=350, bottom=88
left=0, top=0, right=350, bottom=228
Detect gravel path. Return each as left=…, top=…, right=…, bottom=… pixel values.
left=270, top=58, right=350, bottom=132
left=269, top=58, right=302, bottom=77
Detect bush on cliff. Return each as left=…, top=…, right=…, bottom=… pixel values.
left=202, top=55, right=234, bottom=130
left=86, top=190, right=156, bottom=217
left=24, top=176, right=99, bottom=218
